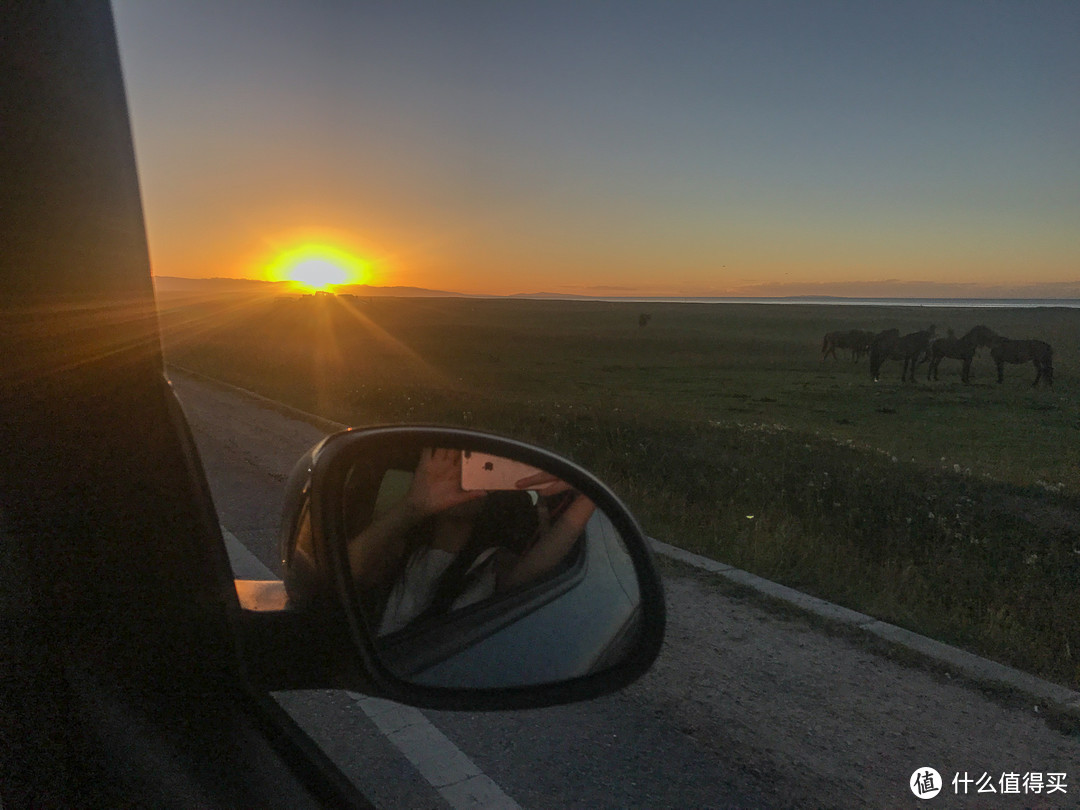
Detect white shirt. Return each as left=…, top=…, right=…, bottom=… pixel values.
left=378, top=546, right=499, bottom=635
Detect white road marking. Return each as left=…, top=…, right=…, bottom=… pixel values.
left=222, top=529, right=280, bottom=580
left=222, top=527, right=522, bottom=810
left=351, top=694, right=521, bottom=810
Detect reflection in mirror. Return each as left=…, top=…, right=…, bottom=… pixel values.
left=341, top=447, right=642, bottom=689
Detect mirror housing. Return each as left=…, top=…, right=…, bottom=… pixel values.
left=280, top=426, right=665, bottom=710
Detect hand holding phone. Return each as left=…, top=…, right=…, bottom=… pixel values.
left=460, top=451, right=544, bottom=491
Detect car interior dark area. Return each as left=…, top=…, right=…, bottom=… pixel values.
left=0, top=5, right=665, bottom=806
left=0, top=5, right=375, bottom=807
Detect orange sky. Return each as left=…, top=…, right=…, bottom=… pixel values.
left=115, top=3, right=1080, bottom=299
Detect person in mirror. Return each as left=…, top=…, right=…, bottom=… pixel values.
left=348, top=448, right=595, bottom=635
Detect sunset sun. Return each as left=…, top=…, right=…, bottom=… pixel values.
left=291, top=258, right=347, bottom=290
left=267, top=244, right=369, bottom=292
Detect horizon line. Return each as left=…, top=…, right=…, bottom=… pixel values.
left=152, top=275, right=1080, bottom=303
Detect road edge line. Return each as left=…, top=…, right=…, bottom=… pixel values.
left=650, top=538, right=1080, bottom=723
left=168, top=364, right=351, bottom=435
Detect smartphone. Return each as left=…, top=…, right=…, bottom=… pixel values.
left=460, top=450, right=544, bottom=491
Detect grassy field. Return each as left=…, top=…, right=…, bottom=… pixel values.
left=159, top=292, right=1080, bottom=687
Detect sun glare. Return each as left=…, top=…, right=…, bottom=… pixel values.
left=267, top=244, right=369, bottom=292
left=291, top=259, right=347, bottom=289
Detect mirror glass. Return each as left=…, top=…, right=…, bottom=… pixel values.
left=339, top=446, right=643, bottom=689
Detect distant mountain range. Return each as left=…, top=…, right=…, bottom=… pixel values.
left=152, top=276, right=485, bottom=298
left=153, top=275, right=610, bottom=300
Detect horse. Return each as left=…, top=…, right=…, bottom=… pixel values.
left=991, top=338, right=1053, bottom=387
left=821, top=329, right=875, bottom=362
left=868, top=329, right=898, bottom=380
left=926, top=325, right=999, bottom=383
left=870, top=326, right=935, bottom=382
left=821, top=331, right=845, bottom=360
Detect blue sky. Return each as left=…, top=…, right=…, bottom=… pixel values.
left=114, top=1, right=1080, bottom=297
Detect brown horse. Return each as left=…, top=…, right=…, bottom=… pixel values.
left=991, top=338, right=1053, bottom=387
left=926, top=325, right=999, bottom=383
left=870, top=326, right=935, bottom=382
left=821, top=329, right=875, bottom=362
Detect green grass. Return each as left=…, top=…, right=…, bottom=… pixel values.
left=159, top=292, right=1080, bottom=687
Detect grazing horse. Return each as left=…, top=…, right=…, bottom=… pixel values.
left=850, top=330, right=875, bottom=362
left=991, top=338, right=1054, bottom=387
left=870, top=326, right=935, bottom=382
left=821, top=329, right=875, bottom=362
left=868, top=329, right=898, bottom=380
left=821, top=331, right=845, bottom=361
left=926, top=324, right=999, bottom=383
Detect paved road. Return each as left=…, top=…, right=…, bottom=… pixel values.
left=171, top=370, right=1080, bottom=809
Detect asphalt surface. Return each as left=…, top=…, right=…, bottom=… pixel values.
left=171, top=368, right=1080, bottom=809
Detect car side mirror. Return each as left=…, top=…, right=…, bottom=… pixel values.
left=280, top=426, right=665, bottom=709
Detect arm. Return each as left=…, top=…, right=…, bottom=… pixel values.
left=347, top=495, right=426, bottom=591
left=348, top=448, right=485, bottom=590
left=497, top=493, right=595, bottom=592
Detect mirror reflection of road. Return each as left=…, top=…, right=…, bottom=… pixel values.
left=171, top=370, right=1080, bottom=809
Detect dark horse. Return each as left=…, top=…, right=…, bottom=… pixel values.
left=926, top=325, right=998, bottom=383
left=991, top=338, right=1054, bottom=387
left=870, top=326, right=935, bottom=382
left=821, top=329, right=875, bottom=362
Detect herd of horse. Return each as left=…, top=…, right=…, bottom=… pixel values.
left=821, top=326, right=1054, bottom=387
